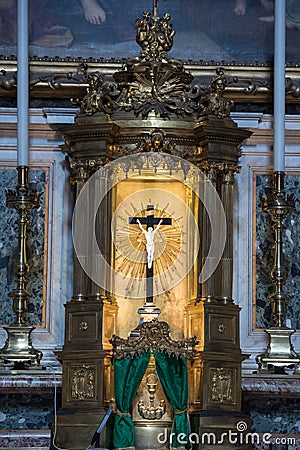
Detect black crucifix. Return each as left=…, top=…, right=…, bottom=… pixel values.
left=129, top=204, right=172, bottom=303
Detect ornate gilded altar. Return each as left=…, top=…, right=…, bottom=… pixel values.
left=54, top=2, right=252, bottom=449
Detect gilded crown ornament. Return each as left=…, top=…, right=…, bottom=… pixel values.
left=76, top=1, right=234, bottom=122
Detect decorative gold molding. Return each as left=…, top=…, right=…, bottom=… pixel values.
left=197, top=162, right=240, bottom=178
left=1, top=59, right=300, bottom=103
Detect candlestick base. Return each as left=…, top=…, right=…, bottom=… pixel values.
left=256, top=327, right=300, bottom=374
left=129, top=302, right=161, bottom=339
left=0, top=325, right=43, bottom=369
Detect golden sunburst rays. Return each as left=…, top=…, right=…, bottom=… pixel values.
left=114, top=202, right=183, bottom=296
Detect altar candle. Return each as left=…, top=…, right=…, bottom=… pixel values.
left=17, top=0, right=29, bottom=167
left=274, top=0, right=286, bottom=172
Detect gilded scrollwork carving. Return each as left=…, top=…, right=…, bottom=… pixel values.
left=118, top=129, right=178, bottom=155
left=34, top=62, right=90, bottom=95
left=114, top=59, right=195, bottom=119
left=111, top=320, right=197, bottom=360
left=231, top=75, right=269, bottom=95
left=73, top=6, right=198, bottom=120
left=285, top=77, right=300, bottom=98
left=71, top=365, right=95, bottom=400
left=0, top=69, right=17, bottom=90
left=210, top=368, right=233, bottom=403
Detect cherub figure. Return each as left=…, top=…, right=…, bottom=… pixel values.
left=136, top=11, right=154, bottom=50
left=158, top=13, right=175, bottom=52
left=198, top=69, right=233, bottom=119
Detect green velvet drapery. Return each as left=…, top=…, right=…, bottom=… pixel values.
left=154, top=350, right=191, bottom=449
left=113, top=350, right=150, bottom=449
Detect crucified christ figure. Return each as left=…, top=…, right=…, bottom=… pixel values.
left=137, top=219, right=163, bottom=269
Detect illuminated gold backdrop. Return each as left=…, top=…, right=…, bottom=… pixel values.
left=112, top=174, right=198, bottom=339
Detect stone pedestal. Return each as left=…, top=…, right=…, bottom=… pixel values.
left=186, top=299, right=251, bottom=448
left=52, top=298, right=117, bottom=450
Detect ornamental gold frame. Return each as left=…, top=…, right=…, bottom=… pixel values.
left=0, top=58, right=300, bottom=103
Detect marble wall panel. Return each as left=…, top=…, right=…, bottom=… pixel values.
left=0, top=167, right=48, bottom=327
left=243, top=397, right=300, bottom=435
left=0, top=393, right=57, bottom=430
left=255, top=173, right=300, bottom=330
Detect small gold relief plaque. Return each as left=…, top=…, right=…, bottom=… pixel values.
left=71, top=365, right=95, bottom=400
left=210, top=368, right=233, bottom=404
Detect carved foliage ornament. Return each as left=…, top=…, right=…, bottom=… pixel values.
left=78, top=63, right=235, bottom=120
left=114, top=59, right=195, bottom=119
left=111, top=320, right=197, bottom=360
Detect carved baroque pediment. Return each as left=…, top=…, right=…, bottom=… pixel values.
left=111, top=320, right=197, bottom=360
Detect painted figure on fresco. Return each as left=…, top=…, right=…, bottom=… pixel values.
left=259, top=0, right=300, bottom=30
left=234, top=0, right=274, bottom=16
left=234, top=0, right=300, bottom=30
left=0, top=0, right=300, bottom=63
left=45, top=0, right=107, bottom=25
left=43, top=0, right=140, bottom=45
left=78, top=0, right=106, bottom=25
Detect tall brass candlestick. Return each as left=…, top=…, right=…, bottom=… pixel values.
left=0, top=166, right=43, bottom=368
left=256, top=172, right=300, bottom=373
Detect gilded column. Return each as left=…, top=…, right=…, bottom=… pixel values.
left=69, top=160, right=91, bottom=301
left=198, top=163, right=219, bottom=300
left=216, top=165, right=237, bottom=300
